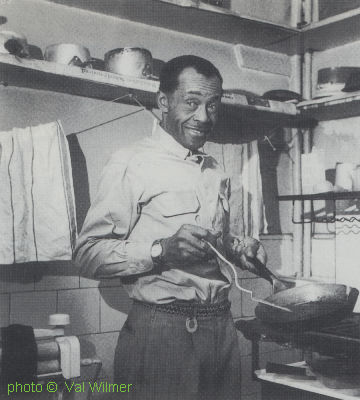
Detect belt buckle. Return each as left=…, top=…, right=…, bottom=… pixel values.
left=186, top=316, right=198, bottom=333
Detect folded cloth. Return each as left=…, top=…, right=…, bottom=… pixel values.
left=204, top=140, right=267, bottom=239
left=1, top=324, right=37, bottom=386
left=0, top=121, right=77, bottom=264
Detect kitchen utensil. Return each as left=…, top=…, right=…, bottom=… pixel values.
left=104, top=47, right=153, bottom=79
left=262, top=90, right=303, bottom=103
left=352, top=165, right=360, bottom=191
left=44, top=43, right=91, bottom=66
left=343, top=71, right=360, bottom=92
left=314, top=67, right=360, bottom=98
left=255, top=283, right=359, bottom=330
left=82, top=58, right=105, bottom=71
left=0, top=31, right=29, bottom=57
left=335, top=162, right=355, bottom=191
left=205, top=241, right=292, bottom=312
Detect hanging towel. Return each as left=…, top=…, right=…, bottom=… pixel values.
left=204, top=140, right=267, bottom=239
left=0, top=121, right=77, bottom=264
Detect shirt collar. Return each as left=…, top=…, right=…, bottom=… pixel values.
left=153, top=121, right=204, bottom=160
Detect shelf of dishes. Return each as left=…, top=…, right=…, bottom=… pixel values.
left=0, top=54, right=298, bottom=117
left=297, top=91, right=360, bottom=121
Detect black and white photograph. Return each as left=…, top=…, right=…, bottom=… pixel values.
left=1, top=1, right=360, bottom=399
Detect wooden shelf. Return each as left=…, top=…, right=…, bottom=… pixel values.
left=302, top=9, right=360, bottom=52
left=0, top=54, right=158, bottom=108
left=297, top=91, right=360, bottom=121
left=278, top=191, right=360, bottom=201
left=0, top=55, right=297, bottom=120
left=46, top=0, right=300, bottom=55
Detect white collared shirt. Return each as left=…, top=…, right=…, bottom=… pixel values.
left=75, top=123, right=232, bottom=304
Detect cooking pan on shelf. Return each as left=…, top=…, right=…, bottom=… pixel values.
left=250, top=258, right=359, bottom=330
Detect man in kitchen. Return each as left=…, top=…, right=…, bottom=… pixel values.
left=75, top=55, right=267, bottom=400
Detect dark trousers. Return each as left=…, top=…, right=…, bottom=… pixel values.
left=114, top=301, right=242, bottom=400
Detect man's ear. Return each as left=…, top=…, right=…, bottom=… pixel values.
left=157, top=91, right=169, bottom=113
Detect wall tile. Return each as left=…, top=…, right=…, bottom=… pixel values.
left=10, top=291, right=56, bottom=328
left=34, top=261, right=79, bottom=291
left=80, top=276, right=100, bottom=288
left=0, top=294, right=10, bottom=327
left=80, top=276, right=122, bottom=288
left=0, top=264, right=35, bottom=293
left=58, top=288, right=100, bottom=335
left=100, top=287, right=132, bottom=332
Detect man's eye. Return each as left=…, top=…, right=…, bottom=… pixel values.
left=207, top=103, right=219, bottom=113
left=186, top=101, right=198, bottom=109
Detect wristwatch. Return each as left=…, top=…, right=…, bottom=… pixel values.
left=151, top=239, right=164, bottom=273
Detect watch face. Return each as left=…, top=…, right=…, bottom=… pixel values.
left=151, top=242, right=162, bottom=258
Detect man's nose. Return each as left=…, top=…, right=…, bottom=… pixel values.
left=194, top=105, right=209, bottom=123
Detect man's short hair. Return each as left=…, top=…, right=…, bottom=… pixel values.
left=159, top=55, right=223, bottom=94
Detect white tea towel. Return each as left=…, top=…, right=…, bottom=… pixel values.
left=204, top=140, right=267, bottom=239
left=0, top=121, right=77, bottom=264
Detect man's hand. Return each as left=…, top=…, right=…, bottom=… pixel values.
left=160, top=224, right=221, bottom=269
left=224, top=235, right=267, bottom=275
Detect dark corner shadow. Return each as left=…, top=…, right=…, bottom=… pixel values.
left=67, top=134, right=91, bottom=232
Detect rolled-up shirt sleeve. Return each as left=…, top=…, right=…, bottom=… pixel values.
left=74, top=154, right=153, bottom=279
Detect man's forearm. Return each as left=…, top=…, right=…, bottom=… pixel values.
left=75, top=238, right=154, bottom=279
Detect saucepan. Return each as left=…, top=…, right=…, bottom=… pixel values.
left=44, top=43, right=91, bottom=66
left=251, top=258, right=359, bottom=330
left=104, top=47, right=153, bottom=79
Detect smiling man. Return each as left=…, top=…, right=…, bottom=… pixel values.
left=75, top=55, right=267, bottom=400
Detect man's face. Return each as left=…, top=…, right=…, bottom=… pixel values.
left=160, top=67, right=222, bottom=151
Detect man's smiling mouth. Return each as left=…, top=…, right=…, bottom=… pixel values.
left=184, top=126, right=209, bottom=136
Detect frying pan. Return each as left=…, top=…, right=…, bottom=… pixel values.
left=252, top=258, right=359, bottom=330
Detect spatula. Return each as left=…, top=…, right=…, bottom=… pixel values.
left=205, top=241, right=292, bottom=313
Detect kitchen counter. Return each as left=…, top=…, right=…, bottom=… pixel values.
left=255, top=362, right=360, bottom=400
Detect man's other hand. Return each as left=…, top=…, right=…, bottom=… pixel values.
left=224, top=235, right=268, bottom=275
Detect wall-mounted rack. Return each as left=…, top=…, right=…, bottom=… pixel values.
left=278, top=192, right=360, bottom=224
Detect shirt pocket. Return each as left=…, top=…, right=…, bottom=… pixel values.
left=156, top=191, right=200, bottom=217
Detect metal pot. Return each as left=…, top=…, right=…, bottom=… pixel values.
left=104, top=47, right=153, bottom=79
left=315, top=67, right=360, bottom=98
left=44, top=43, right=91, bottom=66
left=0, top=31, right=29, bottom=56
